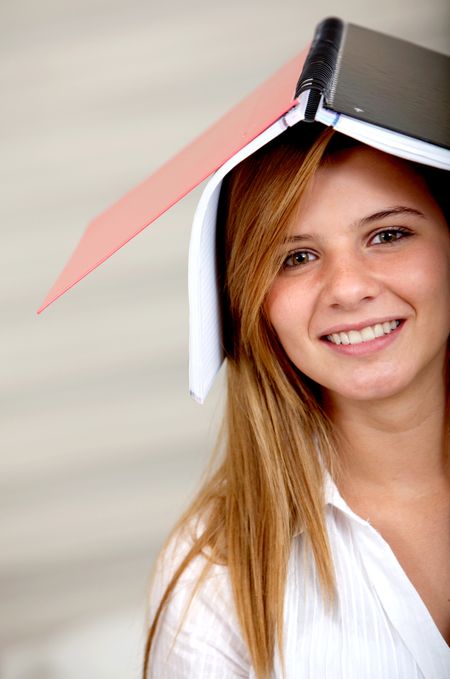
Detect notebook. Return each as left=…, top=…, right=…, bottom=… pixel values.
left=38, top=17, right=450, bottom=401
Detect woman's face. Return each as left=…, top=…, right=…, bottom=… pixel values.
left=266, top=145, right=449, bottom=404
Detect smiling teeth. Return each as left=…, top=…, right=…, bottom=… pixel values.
left=328, top=320, right=400, bottom=345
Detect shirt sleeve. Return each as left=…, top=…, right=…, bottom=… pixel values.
left=147, top=533, right=251, bottom=678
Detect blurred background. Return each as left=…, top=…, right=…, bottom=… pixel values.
left=1, top=0, right=448, bottom=677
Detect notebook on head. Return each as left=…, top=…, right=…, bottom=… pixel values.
left=38, top=17, right=450, bottom=401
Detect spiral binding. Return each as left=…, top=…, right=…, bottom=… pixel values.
left=295, top=17, right=344, bottom=122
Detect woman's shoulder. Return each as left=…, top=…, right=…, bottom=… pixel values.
left=147, top=522, right=251, bottom=678
left=149, top=522, right=228, bottom=611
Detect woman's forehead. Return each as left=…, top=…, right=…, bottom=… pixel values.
left=318, top=145, right=427, bottom=195
left=288, top=145, right=440, bottom=233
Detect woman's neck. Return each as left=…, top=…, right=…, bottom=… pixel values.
left=325, top=373, right=448, bottom=498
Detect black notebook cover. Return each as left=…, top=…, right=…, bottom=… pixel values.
left=297, top=19, right=450, bottom=149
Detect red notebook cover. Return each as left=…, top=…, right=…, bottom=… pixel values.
left=38, top=48, right=307, bottom=313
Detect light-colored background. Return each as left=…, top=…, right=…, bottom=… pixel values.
left=2, top=1, right=448, bottom=677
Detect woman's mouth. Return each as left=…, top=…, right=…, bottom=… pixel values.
left=325, top=320, right=401, bottom=346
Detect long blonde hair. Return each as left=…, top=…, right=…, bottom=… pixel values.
left=143, top=124, right=449, bottom=677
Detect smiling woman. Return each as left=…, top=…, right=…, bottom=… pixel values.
left=267, top=142, right=449, bottom=403
left=144, top=125, right=450, bottom=678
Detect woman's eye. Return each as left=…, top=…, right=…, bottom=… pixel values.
left=283, top=250, right=316, bottom=269
left=370, top=227, right=411, bottom=245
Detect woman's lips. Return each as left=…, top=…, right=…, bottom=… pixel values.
left=321, top=320, right=405, bottom=356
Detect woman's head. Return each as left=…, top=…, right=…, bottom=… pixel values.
left=219, top=124, right=449, bottom=407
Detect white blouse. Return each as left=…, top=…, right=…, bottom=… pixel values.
left=148, top=473, right=449, bottom=678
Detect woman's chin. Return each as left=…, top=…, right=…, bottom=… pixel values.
left=323, top=372, right=413, bottom=404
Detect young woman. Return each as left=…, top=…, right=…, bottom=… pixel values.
left=143, top=124, right=449, bottom=678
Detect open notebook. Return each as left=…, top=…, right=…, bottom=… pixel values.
left=38, top=17, right=450, bottom=402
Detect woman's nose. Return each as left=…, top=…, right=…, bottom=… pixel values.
left=321, top=254, right=382, bottom=310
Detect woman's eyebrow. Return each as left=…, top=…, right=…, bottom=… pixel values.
left=358, top=205, right=425, bottom=226
left=284, top=206, right=426, bottom=242
left=285, top=234, right=314, bottom=243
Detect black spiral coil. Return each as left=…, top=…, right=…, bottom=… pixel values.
left=295, top=17, right=344, bottom=121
